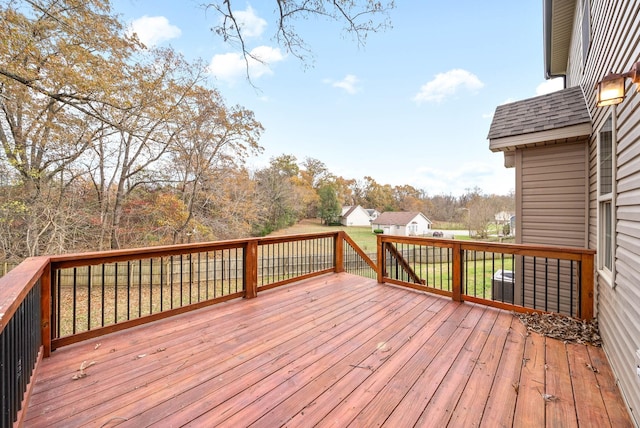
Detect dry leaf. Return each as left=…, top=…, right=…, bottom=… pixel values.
left=586, top=363, right=600, bottom=373
left=515, top=312, right=601, bottom=346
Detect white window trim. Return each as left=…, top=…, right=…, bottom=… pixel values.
left=596, top=112, right=616, bottom=287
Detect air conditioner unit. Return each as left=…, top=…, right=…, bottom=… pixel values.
left=492, top=269, right=514, bottom=304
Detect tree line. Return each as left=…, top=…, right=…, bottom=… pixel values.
left=0, top=1, right=512, bottom=263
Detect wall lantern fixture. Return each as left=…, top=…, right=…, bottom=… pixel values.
left=596, top=61, right=640, bottom=107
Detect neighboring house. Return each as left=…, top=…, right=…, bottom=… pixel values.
left=488, top=1, right=640, bottom=424
left=371, top=212, right=432, bottom=236
left=340, top=205, right=371, bottom=227
left=365, top=208, right=380, bottom=222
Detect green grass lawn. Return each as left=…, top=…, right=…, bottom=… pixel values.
left=270, top=219, right=378, bottom=253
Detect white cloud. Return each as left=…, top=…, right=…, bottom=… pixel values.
left=129, top=16, right=181, bottom=47
left=414, top=69, right=484, bottom=104
left=326, top=74, right=361, bottom=94
left=536, top=77, right=564, bottom=95
left=232, top=6, right=267, bottom=38
left=208, top=46, right=285, bottom=82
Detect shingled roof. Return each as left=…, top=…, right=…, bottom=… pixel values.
left=374, top=211, right=430, bottom=226
left=487, top=86, right=592, bottom=151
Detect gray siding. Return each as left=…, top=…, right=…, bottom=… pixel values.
left=573, top=1, right=640, bottom=424
left=518, top=142, right=588, bottom=247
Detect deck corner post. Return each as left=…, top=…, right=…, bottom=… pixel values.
left=244, top=240, right=258, bottom=299
left=335, top=232, right=344, bottom=273
left=452, top=242, right=463, bottom=302
left=580, top=252, right=595, bottom=320
left=376, top=235, right=384, bottom=284
left=41, top=259, right=52, bottom=357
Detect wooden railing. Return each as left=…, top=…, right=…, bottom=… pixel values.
left=0, top=231, right=595, bottom=427
left=0, top=257, right=49, bottom=428
left=378, top=235, right=595, bottom=320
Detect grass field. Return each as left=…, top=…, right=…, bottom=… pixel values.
left=270, top=219, right=378, bottom=253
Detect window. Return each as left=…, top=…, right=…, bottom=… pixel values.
left=598, top=116, right=614, bottom=278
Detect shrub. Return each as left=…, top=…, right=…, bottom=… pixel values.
left=373, top=229, right=384, bottom=234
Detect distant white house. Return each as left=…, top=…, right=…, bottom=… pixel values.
left=365, top=208, right=380, bottom=222
left=371, top=212, right=432, bottom=236
left=340, top=205, right=371, bottom=227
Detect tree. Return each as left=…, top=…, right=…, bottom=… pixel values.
left=167, top=84, right=263, bottom=244
left=363, top=176, right=395, bottom=212
left=466, top=193, right=501, bottom=239
left=317, top=184, right=341, bottom=225
left=253, top=156, right=304, bottom=235
left=0, top=0, right=140, bottom=127
left=207, top=0, right=394, bottom=76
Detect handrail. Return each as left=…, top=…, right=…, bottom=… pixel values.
left=0, top=257, right=50, bottom=334
left=377, top=235, right=595, bottom=320
left=0, top=256, right=50, bottom=428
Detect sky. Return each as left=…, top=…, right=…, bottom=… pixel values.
left=112, top=0, right=563, bottom=196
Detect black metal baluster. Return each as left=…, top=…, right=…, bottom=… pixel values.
left=114, top=263, right=119, bottom=324
left=87, top=266, right=92, bottom=331
left=99, top=264, right=104, bottom=327
left=127, top=261, right=131, bottom=319
left=150, top=258, right=154, bottom=314
left=570, top=260, right=575, bottom=316
left=72, top=267, right=77, bottom=335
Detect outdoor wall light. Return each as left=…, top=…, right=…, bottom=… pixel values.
left=596, top=61, right=640, bottom=107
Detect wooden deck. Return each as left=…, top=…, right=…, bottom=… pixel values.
left=24, top=273, right=632, bottom=427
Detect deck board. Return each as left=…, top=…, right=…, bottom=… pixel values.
left=24, top=272, right=633, bottom=427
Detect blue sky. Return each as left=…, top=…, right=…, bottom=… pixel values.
left=113, top=0, right=563, bottom=196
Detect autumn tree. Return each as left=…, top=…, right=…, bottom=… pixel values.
left=317, top=184, right=341, bottom=225
left=166, top=84, right=263, bottom=244
left=253, top=155, right=304, bottom=235
left=363, top=176, right=395, bottom=212
left=0, top=0, right=142, bottom=256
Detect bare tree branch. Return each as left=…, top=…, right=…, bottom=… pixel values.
left=205, top=0, right=394, bottom=80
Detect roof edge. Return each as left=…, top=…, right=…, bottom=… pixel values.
left=543, top=0, right=570, bottom=84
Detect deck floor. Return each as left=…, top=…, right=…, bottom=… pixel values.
left=25, top=273, right=632, bottom=427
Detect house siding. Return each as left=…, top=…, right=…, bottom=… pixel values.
left=574, top=1, right=640, bottom=424
left=514, top=141, right=587, bottom=316
left=518, top=142, right=588, bottom=247
left=341, top=206, right=371, bottom=227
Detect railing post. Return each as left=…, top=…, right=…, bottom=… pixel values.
left=452, top=242, right=463, bottom=302
left=334, top=232, right=344, bottom=273
left=377, top=235, right=384, bottom=284
left=244, top=240, right=258, bottom=299
left=580, top=252, right=594, bottom=320
left=41, top=260, right=52, bottom=357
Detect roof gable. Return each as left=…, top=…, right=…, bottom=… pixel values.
left=488, top=86, right=591, bottom=151
left=374, top=211, right=431, bottom=226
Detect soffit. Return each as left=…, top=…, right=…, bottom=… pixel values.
left=544, top=0, right=577, bottom=77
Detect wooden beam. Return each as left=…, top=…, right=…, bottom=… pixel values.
left=244, top=241, right=258, bottom=299
left=377, top=235, right=384, bottom=284
left=334, top=232, right=344, bottom=273
left=452, top=242, right=462, bottom=302
left=40, top=262, right=51, bottom=357
left=580, top=252, right=594, bottom=320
